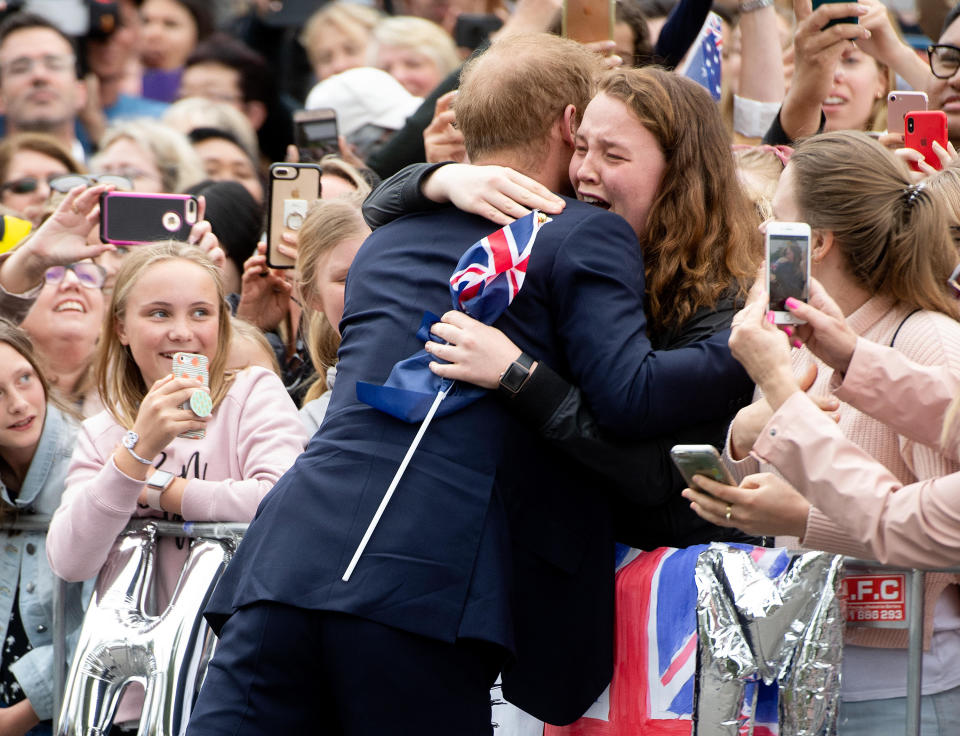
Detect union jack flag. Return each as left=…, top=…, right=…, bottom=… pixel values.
left=680, top=12, right=724, bottom=102
left=450, top=210, right=552, bottom=324
left=542, top=545, right=782, bottom=736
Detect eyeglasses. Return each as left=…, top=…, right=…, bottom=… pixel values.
left=49, top=173, right=133, bottom=192
left=928, top=44, right=960, bottom=80
left=44, top=262, right=106, bottom=289
left=0, top=53, right=75, bottom=78
left=949, top=261, right=960, bottom=297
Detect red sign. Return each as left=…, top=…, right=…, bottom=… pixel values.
left=841, top=573, right=907, bottom=626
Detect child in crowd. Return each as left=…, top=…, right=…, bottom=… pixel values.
left=0, top=320, right=89, bottom=736
left=46, top=242, right=307, bottom=731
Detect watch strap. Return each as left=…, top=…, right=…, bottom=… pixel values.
left=144, top=487, right=164, bottom=511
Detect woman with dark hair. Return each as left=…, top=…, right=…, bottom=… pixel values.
left=139, top=0, right=214, bottom=102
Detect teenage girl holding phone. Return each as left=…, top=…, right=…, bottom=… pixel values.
left=46, top=242, right=307, bottom=730
left=0, top=320, right=88, bottom=736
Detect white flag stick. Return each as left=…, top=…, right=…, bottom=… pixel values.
left=342, top=386, right=450, bottom=582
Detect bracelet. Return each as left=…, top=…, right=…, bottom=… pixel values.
left=123, top=442, right=153, bottom=466
left=739, top=0, right=773, bottom=12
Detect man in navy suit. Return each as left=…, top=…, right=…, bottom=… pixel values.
left=187, top=33, right=752, bottom=735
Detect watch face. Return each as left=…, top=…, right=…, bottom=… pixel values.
left=500, top=362, right=528, bottom=393
left=147, top=470, right=175, bottom=490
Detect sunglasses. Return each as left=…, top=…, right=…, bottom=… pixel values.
left=44, top=262, right=107, bottom=290
left=0, top=173, right=132, bottom=196
left=928, top=44, right=960, bottom=80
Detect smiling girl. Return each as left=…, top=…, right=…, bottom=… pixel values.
left=0, top=320, right=90, bottom=736
left=46, top=241, right=307, bottom=730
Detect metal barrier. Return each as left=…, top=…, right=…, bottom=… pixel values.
left=9, top=517, right=945, bottom=735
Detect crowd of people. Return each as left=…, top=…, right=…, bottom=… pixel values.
left=0, top=0, right=957, bottom=734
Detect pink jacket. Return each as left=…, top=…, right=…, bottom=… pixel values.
left=754, top=337, right=960, bottom=569
left=47, top=366, right=308, bottom=725
left=725, top=296, right=960, bottom=649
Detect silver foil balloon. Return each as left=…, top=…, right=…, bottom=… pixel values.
left=56, top=522, right=237, bottom=736
left=694, top=544, right=844, bottom=736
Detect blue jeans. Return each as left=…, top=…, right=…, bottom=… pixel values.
left=839, top=685, right=960, bottom=736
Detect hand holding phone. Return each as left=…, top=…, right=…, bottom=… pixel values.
left=904, top=110, right=948, bottom=172
left=266, top=163, right=322, bottom=269
left=811, top=0, right=859, bottom=28
left=294, top=108, right=339, bottom=163
left=766, top=222, right=811, bottom=325
left=670, top=445, right=736, bottom=493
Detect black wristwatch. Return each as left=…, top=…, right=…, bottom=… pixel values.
left=498, top=353, right=535, bottom=396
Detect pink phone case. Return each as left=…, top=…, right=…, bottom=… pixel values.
left=100, top=192, right=199, bottom=245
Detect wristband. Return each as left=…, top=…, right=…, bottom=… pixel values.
left=739, top=0, right=773, bottom=12
left=144, top=487, right=164, bottom=511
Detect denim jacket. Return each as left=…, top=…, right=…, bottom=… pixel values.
left=0, top=405, right=89, bottom=720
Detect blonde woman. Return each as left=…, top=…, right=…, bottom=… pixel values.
left=47, top=242, right=307, bottom=730
left=300, top=3, right=382, bottom=82
left=373, top=16, right=460, bottom=97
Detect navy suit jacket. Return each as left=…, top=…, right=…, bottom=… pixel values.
left=204, top=198, right=752, bottom=724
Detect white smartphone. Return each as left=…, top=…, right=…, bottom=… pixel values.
left=765, top=221, right=811, bottom=325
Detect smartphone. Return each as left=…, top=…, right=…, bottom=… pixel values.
left=100, top=192, right=199, bottom=245
left=562, top=0, right=614, bottom=43
left=171, top=352, right=209, bottom=439
left=765, top=221, right=811, bottom=325
left=670, top=445, right=736, bottom=492
left=811, top=0, right=858, bottom=28
left=453, top=13, right=503, bottom=50
left=294, top=108, right=339, bottom=163
left=266, top=163, right=322, bottom=269
left=887, top=91, right=927, bottom=135
left=905, top=110, right=948, bottom=172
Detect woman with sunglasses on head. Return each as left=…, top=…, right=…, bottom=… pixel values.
left=0, top=319, right=92, bottom=736
left=0, top=134, right=83, bottom=228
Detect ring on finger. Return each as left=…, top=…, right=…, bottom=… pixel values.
left=725, top=503, right=733, bottom=521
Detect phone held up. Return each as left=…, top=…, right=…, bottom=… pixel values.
left=904, top=110, right=948, bottom=172
left=100, top=192, right=198, bottom=245
left=811, top=0, right=858, bottom=28
left=171, top=352, right=209, bottom=439
left=670, top=445, right=736, bottom=493
left=765, top=221, right=811, bottom=325
left=266, top=162, right=322, bottom=270
left=562, top=0, right=614, bottom=43
left=293, top=108, right=339, bottom=163
left=886, top=91, right=927, bottom=135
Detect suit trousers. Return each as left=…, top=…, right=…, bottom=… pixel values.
left=186, top=602, right=505, bottom=735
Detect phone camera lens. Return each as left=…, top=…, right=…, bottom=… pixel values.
left=907, top=118, right=914, bottom=133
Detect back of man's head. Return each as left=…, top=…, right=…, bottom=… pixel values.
left=455, top=33, right=601, bottom=163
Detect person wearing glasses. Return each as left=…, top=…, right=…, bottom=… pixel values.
left=0, top=134, right=83, bottom=228
left=929, top=4, right=960, bottom=144
left=0, top=14, right=87, bottom=161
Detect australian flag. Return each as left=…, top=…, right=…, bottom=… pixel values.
left=680, top=11, right=724, bottom=102
left=356, top=210, right=552, bottom=422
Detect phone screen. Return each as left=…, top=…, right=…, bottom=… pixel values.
left=301, top=119, right=337, bottom=144
left=767, top=233, right=810, bottom=312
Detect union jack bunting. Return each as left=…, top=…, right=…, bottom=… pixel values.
left=450, top=210, right=551, bottom=323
